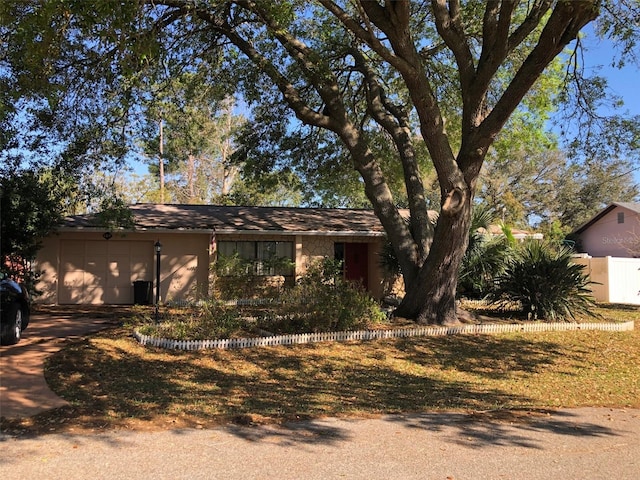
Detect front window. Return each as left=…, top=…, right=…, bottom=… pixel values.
left=217, top=241, right=294, bottom=276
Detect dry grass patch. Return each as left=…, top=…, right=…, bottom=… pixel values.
left=1, top=304, right=638, bottom=436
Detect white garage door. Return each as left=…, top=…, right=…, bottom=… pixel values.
left=60, top=240, right=154, bottom=304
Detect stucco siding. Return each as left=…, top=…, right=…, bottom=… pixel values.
left=578, top=206, right=640, bottom=258
left=34, top=231, right=211, bottom=305
left=35, top=229, right=388, bottom=304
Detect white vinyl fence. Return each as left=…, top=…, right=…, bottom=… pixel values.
left=574, top=255, right=640, bottom=305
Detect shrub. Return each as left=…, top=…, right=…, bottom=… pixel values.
left=141, top=259, right=387, bottom=339
left=257, top=258, right=387, bottom=333
left=212, top=252, right=292, bottom=299
left=138, top=301, right=243, bottom=340
left=459, top=234, right=513, bottom=299
left=489, top=241, right=597, bottom=321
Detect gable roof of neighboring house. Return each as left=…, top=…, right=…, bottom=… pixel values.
left=573, top=202, right=640, bottom=235
left=59, top=203, right=400, bottom=236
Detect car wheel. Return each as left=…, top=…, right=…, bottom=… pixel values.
left=1, top=303, right=22, bottom=345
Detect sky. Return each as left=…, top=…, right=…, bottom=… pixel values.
left=576, top=25, right=640, bottom=184
left=580, top=27, right=640, bottom=118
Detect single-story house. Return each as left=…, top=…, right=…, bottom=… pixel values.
left=573, top=202, right=640, bottom=258
left=34, top=203, right=395, bottom=305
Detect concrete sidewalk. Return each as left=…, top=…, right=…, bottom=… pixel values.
left=0, top=310, right=118, bottom=419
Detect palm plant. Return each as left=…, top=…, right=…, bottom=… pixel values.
left=489, top=241, right=597, bottom=321
left=458, top=206, right=514, bottom=299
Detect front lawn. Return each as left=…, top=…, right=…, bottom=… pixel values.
left=2, top=304, right=638, bottom=436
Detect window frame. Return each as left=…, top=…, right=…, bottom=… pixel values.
left=217, top=240, right=294, bottom=276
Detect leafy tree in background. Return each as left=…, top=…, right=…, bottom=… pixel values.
left=2, top=1, right=638, bottom=324
left=231, top=101, right=368, bottom=207
left=553, top=157, right=639, bottom=230
left=478, top=59, right=565, bottom=228
left=138, top=73, right=247, bottom=205
left=224, top=170, right=304, bottom=207
left=480, top=147, right=638, bottom=237
left=231, top=77, right=440, bottom=209
left=0, top=168, right=76, bottom=289
left=477, top=51, right=639, bottom=235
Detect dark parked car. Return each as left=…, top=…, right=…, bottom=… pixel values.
left=1, top=274, right=31, bottom=345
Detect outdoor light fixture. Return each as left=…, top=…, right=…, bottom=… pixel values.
left=154, top=241, right=162, bottom=324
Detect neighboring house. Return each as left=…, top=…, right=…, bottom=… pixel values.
left=482, top=224, right=544, bottom=242
left=573, top=202, right=640, bottom=258
left=34, top=204, right=394, bottom=305
left=571, top=202, right=640, bottom=305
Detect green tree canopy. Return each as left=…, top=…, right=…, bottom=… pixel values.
left=2, top=1, right=638, bottom=324
left=0, top=167, right=76, bottom=284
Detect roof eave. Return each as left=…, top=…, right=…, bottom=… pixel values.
left=213, top=229, right=385, bottom=237
left=573, top=204, right=619, bottom=235
left=55, top=226, right=216, bottom=234
left=54, top=226, right=385, bottom=237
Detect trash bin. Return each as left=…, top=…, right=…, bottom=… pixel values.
left=133, top=280, right=153, bottom=305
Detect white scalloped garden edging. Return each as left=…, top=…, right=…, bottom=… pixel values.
left=134, top=320, right=635, bottom=351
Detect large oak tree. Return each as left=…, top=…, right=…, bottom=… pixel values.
left=3, top=1, right=635, bottom=324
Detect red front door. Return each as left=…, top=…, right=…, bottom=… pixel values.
left=344, top=243, right=369, bottom=288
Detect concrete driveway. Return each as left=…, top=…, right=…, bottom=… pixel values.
left=0, top=308, right=119, bottom=419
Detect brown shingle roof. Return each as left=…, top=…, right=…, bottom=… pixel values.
left=61, top=203, right=391, bottom=235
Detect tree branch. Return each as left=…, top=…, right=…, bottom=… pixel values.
left=316, top=0, right=413, bottom=73
left=431, top=0, right=475, bottom=92
left=475, top=1, right=598, bottom=155
left=192, top=0, right=420, bottom=272
left=216, top=23, right=332, bottom=129
left=360, top=1, right=460, bottom=201
left=351, top=49, right=432, bottom=257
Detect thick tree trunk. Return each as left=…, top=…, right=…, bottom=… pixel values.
left=396, top=188, right=473, bottom=325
